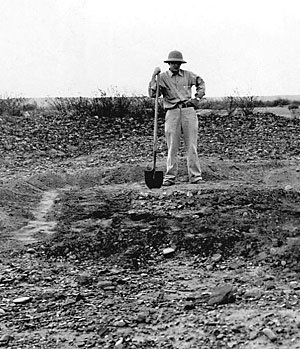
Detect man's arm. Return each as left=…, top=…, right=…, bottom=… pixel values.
left=194, top=76, right=205, bottom=99
left=148, top=67, right=161, bottom=98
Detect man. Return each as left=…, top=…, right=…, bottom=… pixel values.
left=148, top=50, right=205, bottom=186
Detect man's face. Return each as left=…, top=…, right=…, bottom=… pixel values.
left=169, top=62, right=181, bottom=73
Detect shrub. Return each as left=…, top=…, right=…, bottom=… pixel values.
left=0, top=97, right=26, bottom=116
left=222, top=96, right=237, bottom=116
left=288, top=103, right=299, bottom=110
left=235, top=95, right=258, bottom=116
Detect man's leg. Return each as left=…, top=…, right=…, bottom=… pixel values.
left=181, top=107, right=202, bottom=183
left=164, top=109, right=181, bottom=183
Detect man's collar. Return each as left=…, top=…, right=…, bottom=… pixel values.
left=168, top=69, right=183, bottom=77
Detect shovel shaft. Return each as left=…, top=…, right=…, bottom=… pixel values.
left=153, top=74, right=160, bottom=168
left=144, top=74, right=163, bottom=189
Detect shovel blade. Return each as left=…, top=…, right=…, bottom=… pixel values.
left=145, top=170, right=163, bottom=189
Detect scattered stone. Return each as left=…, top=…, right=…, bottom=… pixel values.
left=289, top=281, right=300, bottom=290
left=99, top=218, right=113, bottom=228
left=287, top=237, right=300, bottom=246
left=77, top=272, right=93, bottom=285
left=77, top=341, right=86, bottom=348
left=98, top=325, right=109, bottom=337
left=183, top=301, right=196, bottom=310
left=12, top=296, right=32, bottom=304
left=115, top=337, right=124, bottom=349
left=208, top=284, right=235, bottom=306
left=244, top=288, right=263, bottom=299
left=0, top=334, right=12, bottom=344
left=211, top=253, right=222, bottom=263
left=114, top=320, right=126, bottom=327
left=257, top=251, right=268, bottom=260
left=262, top=328, right=277, bottom=342
left=26, top=248, right=36, bottom=254
left=163, top=247, right=176, bottom=257
left=184, top=233, right=195, bottom=240
left=249, top=331, right=259, bottom=340
left=136, top=312, right=148, bottom=323
left=97, top=280, right=115, bottom=289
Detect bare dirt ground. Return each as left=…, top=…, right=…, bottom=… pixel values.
left=1, top=143, right=300, bottom=349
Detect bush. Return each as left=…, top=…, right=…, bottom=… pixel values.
left=0, top=97, right=25, bottom=116
left=222, top=96, right=237, bottom=116
left=288, top=103, right=299, bottom=110
left=48, top=95, right=165, bottom=136
left=235, top=95, right=258, bottom=116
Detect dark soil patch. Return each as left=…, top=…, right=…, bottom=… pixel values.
left=37, top=184, right=300, bottom=273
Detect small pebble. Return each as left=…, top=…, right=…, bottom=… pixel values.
left=211, top=253, right=222, bottom=263
left=262, top=328, right=277, bottom=342
left=0, top=334, right=11, bottom=343
left=115, top=337, right=123, bottom=349
left=12, top=297, right=32, bottom=304
left=114, top=320, right=126, bottom=327
left=163, top=247, right=176, bottom=257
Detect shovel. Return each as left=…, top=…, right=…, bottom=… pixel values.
left=145, top=74, right=164, bottom=189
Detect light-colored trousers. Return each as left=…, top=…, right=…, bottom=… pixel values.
left=164, top=106, right=202, bottom=183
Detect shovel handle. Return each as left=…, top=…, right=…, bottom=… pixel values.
left=153, top=74, right=160, bottom=167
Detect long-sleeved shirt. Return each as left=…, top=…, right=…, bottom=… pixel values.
left=148, top=69, right=205, bottom=109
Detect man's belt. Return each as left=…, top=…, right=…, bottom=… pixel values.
left=168, top=101, right=194, bottom=110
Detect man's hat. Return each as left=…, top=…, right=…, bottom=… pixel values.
left=164, top=50, right=187, bottom=63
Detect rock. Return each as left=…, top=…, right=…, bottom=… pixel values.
left=77, top=272, right=93, bottom=285
left=26, top=248, right=36, bottom=254
left=211, top=253, right=222, bottom=263
left=12, top=296, right=32, bottom=304
left=97, top=280, right=115, bottom=289
left=78, top=341, right=86, bottom=347
left=262, top=328, right=277, bottom=342
left=49, top=148, right=66, bottom=157
left=183, top=301, right=196, bottom=310
left=244, top=288, right=263, bottom=299
left=0, top=308, right=5, bottom=316
left=257, top=251, right=268, bottom=260
left=0, top=334, right=12, bottom=343
left=115, top=337, right=124, bottom=349
left=184, top=233, right=195, bottom=240
left=287, top=237, right=300, bottom=246
left=136, top=312, right=148, bottom=323
left=289, top=281, right=300, bottom=290
left=163, top=247, right=176, bottom=257
left=114, top=320, right=126, bottom=327
left=208, top=284, right=235, bottom=305
left=99, top=218, right=113, bottom=228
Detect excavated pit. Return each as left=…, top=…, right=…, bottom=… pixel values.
left=1, top=158, right=300, bottom=269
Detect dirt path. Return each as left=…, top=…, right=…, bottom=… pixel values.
left=12, top=189, right=59, bottom=244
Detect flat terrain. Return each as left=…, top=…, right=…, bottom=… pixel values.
left=1, top=110, right=300, bottom=348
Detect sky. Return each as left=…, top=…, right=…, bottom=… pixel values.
left=0, top=0, right=300, bottom=98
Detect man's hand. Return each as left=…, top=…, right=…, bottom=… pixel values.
left=195, top=92, right=205, bottom=100
left=152, top=67, right=161, bottom=78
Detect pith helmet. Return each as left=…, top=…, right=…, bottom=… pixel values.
left=164, top=50, right=187, bottom=63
